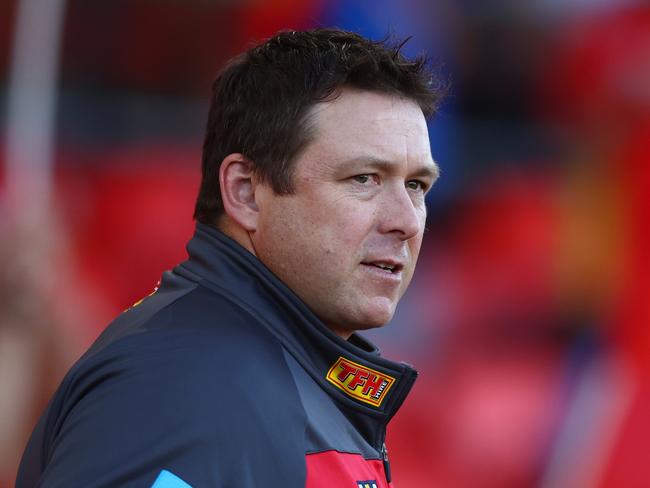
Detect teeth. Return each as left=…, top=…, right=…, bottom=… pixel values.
left=376, top=263, right=395, bottom=271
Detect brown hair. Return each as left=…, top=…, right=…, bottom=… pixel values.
left=194, top=28, right=446, bottom=224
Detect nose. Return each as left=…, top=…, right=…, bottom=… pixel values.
left=377, top=183, right=424, bottom=240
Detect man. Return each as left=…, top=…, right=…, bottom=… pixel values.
left=17, top=28, right=443, bottom=487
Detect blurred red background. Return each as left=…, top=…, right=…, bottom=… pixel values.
left=1, top=1, right=649, bottom=487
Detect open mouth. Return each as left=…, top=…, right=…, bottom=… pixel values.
left=362, top=261, right=403, bottom=274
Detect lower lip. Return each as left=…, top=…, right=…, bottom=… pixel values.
left=361, top=264, right=402, bottom=283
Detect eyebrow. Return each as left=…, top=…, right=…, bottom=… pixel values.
left=345, top=156, right=440, bottom=181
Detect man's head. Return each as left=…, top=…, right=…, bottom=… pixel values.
left=194, top=28, right=445, bottom=337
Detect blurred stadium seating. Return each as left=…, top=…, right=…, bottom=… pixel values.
left=1, top=1, right=649, bottom=486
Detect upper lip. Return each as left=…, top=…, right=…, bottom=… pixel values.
left=361, top=258, right=405, bottom=272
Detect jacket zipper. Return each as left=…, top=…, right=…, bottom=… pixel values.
left=381, top=442, right=392, bottom=485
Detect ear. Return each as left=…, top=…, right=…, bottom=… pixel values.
left=219, top=153, right=259, bottom=231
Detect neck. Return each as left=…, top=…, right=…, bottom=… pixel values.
left=213, top=218, right=352, bottom=342
left=216, top=217, right=257, bottom=256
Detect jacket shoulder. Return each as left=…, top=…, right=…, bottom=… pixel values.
left=18, top=282, right=307, bottom=487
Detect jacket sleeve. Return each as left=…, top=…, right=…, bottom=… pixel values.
left=17, top=328, right=307, bottom=488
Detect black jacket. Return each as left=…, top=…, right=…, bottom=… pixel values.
left=17, top=223, right=417, bottom=487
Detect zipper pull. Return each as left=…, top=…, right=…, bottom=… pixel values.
left=382, top=442, right=392, bottom=484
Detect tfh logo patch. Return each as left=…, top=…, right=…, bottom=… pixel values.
left=326, top=357, right=395, bottom=407
left=356, top=481, right=378, bottom=488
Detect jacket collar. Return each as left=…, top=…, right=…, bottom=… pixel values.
left=178, top=223, right=417, bottom=428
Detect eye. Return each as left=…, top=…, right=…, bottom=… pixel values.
left=406, top=180, right=427, bottom=192
left=352, top=174, right=377, bottom=184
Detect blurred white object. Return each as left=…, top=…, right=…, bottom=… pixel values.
left=5, top=0, right=67, bottom=222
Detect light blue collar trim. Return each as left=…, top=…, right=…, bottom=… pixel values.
left=151, top=470, right=192, bottom=488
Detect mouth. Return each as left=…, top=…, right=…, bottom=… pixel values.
left=361, top=260, right=404, bottom=274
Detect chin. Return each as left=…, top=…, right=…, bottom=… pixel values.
left=328, top=311, right=392, bottom=339
left=321, top=298, right=396, bottom=337
left=352, top=304, right=395, bottom=331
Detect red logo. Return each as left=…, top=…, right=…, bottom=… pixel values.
left=326, top=357, right=395, bottom=407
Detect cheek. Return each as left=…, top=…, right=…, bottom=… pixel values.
left=409, top=235, right=425, bottom=271
left=263, top=200, right=331, bottom=264
left=260, top=190, right=375, bottom=266
left=410, top=229, right=424, bottom=253
left=305, top=196, right=369, bottom=247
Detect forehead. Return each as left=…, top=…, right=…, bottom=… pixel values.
left=302, top=88, right=434, bottom=170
